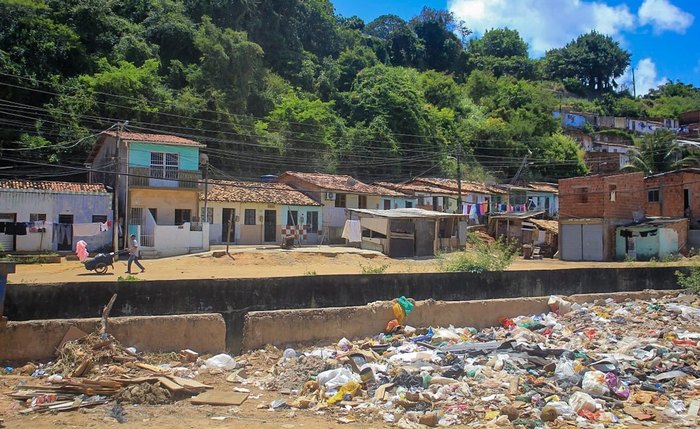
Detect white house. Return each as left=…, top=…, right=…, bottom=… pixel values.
left=0, top=180, right=113, bottom=253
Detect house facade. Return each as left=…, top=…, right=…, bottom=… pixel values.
left=275, top=172, right=407, bottom=242
left=0, top=180, right=112, bottom=253
left=87, top=131, right=208, bottom=257
left=558, top=172, right=646, bottom=261
left=526, top=183, right=559, bottom=217
left=201, top=180, right=322, bottom=245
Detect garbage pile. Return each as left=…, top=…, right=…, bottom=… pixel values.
left=241, top=294, right=700, bottom=427
left=4, top=330, right=212, bottom=415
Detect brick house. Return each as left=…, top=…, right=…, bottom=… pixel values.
left=558, top=172, right=646, bottom=261
left=643, top=169, right=700, bottom=228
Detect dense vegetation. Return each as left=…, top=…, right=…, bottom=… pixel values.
left=1, top=0, right=699, bottom=183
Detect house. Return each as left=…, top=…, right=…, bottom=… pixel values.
left=558, top=172, right=646, bottom=261
left=275, top=171, right=408, bottom=242
left=487, top=211, right=558, bottom=258
left=87, top=130, right=208, bottom=257
left=526, top=182, right=559, bottom=217
left=374, top=181, right=459, bottom=213
left=616, top=218, right=688, bottom=261
left=0, top=180, right=112, bottom=253
left=643, top=169, right=700, bottom=228
left=409, top=178, right=506, bottom=214
left=347, top=208, right=466, bottom=257
left=200, top=180, right=322, bottom=245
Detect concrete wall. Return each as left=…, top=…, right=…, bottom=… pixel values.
left=0, top=313, right=226, bottom=362
left=242, top=290, right=678, bottom=350
left=128, top=142, right=200, bottom=171
left=3, top=267, right=685, bottom=352
left=129, top=188, right=199, bottom=226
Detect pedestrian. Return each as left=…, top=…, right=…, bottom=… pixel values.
left=126, top=234, right=145, bottom=274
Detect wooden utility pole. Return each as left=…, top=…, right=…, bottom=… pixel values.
left=225, top=210, right=234, bottom=255
left=113, top=122, right=125, bottom=253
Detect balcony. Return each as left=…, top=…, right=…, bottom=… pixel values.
left=128, top=166, right=200, bottom=189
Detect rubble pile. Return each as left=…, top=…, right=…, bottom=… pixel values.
left=242, top=294, right=700, bottom=427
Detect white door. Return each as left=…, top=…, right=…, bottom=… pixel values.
left=0, top=213, right=16, bottom=252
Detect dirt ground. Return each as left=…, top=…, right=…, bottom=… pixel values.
left=6, top=245, right=686, bottom=284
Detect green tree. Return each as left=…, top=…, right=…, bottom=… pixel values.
left=544, top=31, right=630, bottom=94
left=624, top=130, right=685, bottom=175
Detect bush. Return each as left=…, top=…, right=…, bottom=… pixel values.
left=361, top=263, right=389, bottom=274
left=675, top=267, right=700, bottom=294
left=440, top=233, right=517, bottom=273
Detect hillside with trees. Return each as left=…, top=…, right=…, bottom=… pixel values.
left=1, top=0, right=699, bottom=183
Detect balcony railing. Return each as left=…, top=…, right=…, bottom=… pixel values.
left=129, top=167, right=200, bottom=189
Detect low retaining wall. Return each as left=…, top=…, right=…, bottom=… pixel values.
left=242, top=290, right=680, bottom=350
left=3, top=267, right=687, bottom=352
left=0, top=313, right=226, bottom=362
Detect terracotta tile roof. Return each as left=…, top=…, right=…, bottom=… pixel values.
left=373, top=181, right=458, bottom=196
left=102, top=130, right=205, bottom=147
left=412, top=178, right=507, bottom=195
left=528, top=182, right=559, bottom=194
left=530, top=218, right=559, bottom=234
left=0, top=180, right=108, bottom=193
left=367, top=183, right=408, bottom=197
left=202, top=180, right=321, bottom=206
left=277, top=171, right=380, bottom=194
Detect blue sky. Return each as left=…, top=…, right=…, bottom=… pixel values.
left=332, top=0, right=700, bottom=94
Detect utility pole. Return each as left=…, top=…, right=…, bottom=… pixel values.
left=225, top=210, right=234, bottom=256
left=113, top=122, right=125, bottom=254
left=456, top=146, right=463, bottom=215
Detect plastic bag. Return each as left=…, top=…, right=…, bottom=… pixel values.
left=393, top=303, right=405, bottom=325
left=326, top=380, right=361, bottom=404
left=317, top=368, right=359, bottom=390
left=569, top=391, right=597, bottom=413
left=545, top=401, right=575, bottom=419
left=582, top=370, right=610, bottom=396
left=398, top=296, right=414, bottom=315
left=554, top=358, right=581, bottom=385
left=204, top=353, right=237, bottom=370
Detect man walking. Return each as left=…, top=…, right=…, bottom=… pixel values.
left=126, top=234, right=145, bottom=274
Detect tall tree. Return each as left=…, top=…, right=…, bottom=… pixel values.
left=625, top=130, right=685, bottom=175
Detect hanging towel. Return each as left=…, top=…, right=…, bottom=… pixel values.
left=0, top=222, right=5, bottom=233
left=75, top=240, right=89, bottom=261
left=475, top=203, right=481, bottom=216
left=73, top=222, right=101, bottom=237
left=341, top=220, right=362, bottom=243
left=99, top=222, right=110, bottom=232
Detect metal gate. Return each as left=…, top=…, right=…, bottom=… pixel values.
left=561, top=223, right=603, bottom=261
left=0, top=213, right=16, bottom=252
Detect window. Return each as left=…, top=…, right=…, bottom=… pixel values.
left=29, top=213, right=47, bottom=222
left=405, top=201, right=413, bottom=208
left=383, top=199, right=391, bottom=210
left=648, top=189, right=660, bottom=203
left=335, top=193, right=347, bottom=208
left=609, top=184, right=617, bottom=202
left=287, top=210, right=298, bottom=226
left=244, top=209, right=256, bottom=225
left=307, top=211, right=319, bottom=233
left=175, top=209, right=191, bottom=225
left=148, top=208, right=158, bottom=223
left=358, top=195, right=367, bottom=209
left=150, top=152, right=179, bottom=179
left=578, top=187, right=588, bottom=203
left=92, top=215, right=108, bottom=223
left=200, top=207, right=213, bottom=223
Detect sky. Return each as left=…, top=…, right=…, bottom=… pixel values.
left=332, top=0, right=700, bottom=95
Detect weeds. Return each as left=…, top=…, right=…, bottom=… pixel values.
left=117, top=275, right=140, bottom=282
left=303, top=270, right=317, bottom=276
left=439, top=232, right=517, bottom=273
left=361, top=263, right=389, bottom=274
left=675, top=266, right=700, bottom=294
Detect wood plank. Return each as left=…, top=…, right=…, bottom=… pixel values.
left=190, top=391, right=249, bottom=406
left=135, top=362, right=168, bottom=374
left=166, top=376, right=212, bottom=390
left=156, top=377, right=185, bottom=392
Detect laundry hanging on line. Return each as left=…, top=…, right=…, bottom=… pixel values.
left=3, top=222, right=28, bottom=236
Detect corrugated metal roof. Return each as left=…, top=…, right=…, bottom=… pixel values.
left=0, top=180, right=108, bottom=193
left=202, top=180, right=321, bottom=206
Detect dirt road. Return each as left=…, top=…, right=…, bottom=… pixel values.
left=7, top=246, right=680, bottom=284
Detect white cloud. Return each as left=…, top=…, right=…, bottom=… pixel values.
left=620, top=58, right=669, bottom=96
left=638, top=0, right=694, bottom=34
left=694, top=58, right=700, bottom=74
left=448, top=0, right=636, bottom=55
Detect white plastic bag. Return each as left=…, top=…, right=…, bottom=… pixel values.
left=582, top=370, right=610, bottom=396
left=204, top=353, right=237, bottom=370
left=316, top=368, right=359, bottom=390
left=569, top=391, right=597, bottom=413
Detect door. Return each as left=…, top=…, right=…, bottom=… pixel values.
left=582, top=224, right=604, bottom=261
left=222, top=208, right=235, bottom=243
left=0, top=213, right=16, bottom=252
left=414, top=220, right=436, bottom=256
left=57, top=214, right=73, bottom=251
left=264, top=210, right=276, bottom=242
left=561, top=224, right=583, bottom=261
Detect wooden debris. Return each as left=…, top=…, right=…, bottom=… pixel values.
left=191, top=390, right=249, bottom=406
left=100, top=294, right=117, bottom=335
left=56, top=326, right=88, bottom=352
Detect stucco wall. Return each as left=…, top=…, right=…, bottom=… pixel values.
left=128, top=142, right=200, bottom=171
left=4, top=267, right=684, bottom=352
left=129, top=188, right=198, bottom=226
left=0, top=190, right=113, bottom=252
